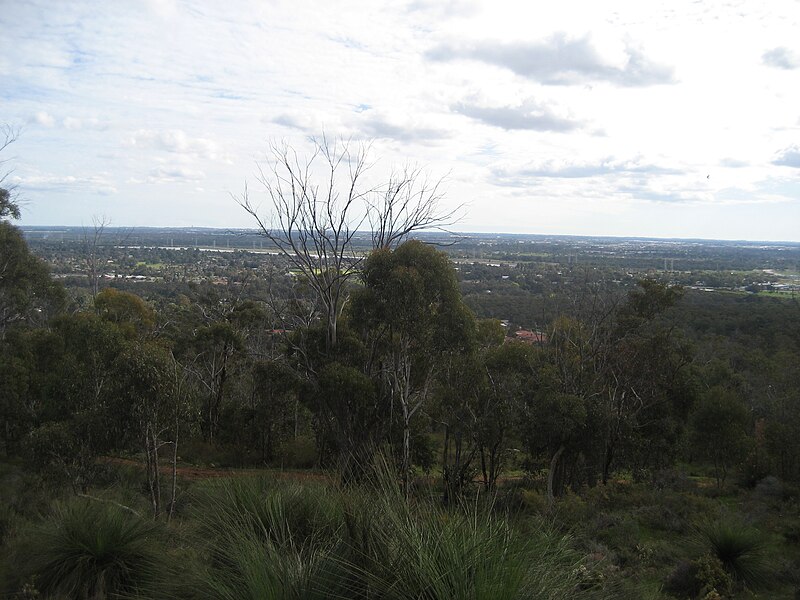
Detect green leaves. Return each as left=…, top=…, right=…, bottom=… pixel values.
left=0, top=221, right=65, bottom=335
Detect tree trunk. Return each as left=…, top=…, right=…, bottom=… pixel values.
left=402, top=405, right=411, bottom=500
left=547, top=445, right=566, bottom=509
left=145, top=424, right=159, bottom=518
left=480, top=445, right=488, bottom=489
left=602, top=441, right=615, bottom=485
left=168, top=429, right=178, bottom=523
left=327, top=306, right=337, bottom=351
left=152, top=428, right=162, bottom=518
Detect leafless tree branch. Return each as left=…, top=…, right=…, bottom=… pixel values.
left=237, top=134, right=459, bottom=351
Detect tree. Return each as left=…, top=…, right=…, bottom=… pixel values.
left=0, top=125, right=20, bottom=220
left=18, top=314, right=126, bottom=491
left=238, top=135, right=455, bottom=352
left=173, top=288, right=263, bottom=443
left=0, top=223, right=65, bottom=337
left=352, top=240, right=476, bottom=494
left=94, top=287, right=155, bottom=335
left=435, top=351, right=484, bottom=501
left=83, top=215, right=110, bottom=299
left=690, top=386, right=751, bottom=487
left=0, top=187, right=19, bottom=221
left=0, top=126, right=65, bottom=337
left=317, top=361, right=379, bottom=480
left=473, top=342, right=533, bottom=492
left=235, top=359, right=301, bottom=463
left=595, top=280, right=690, bottom=482
left=110, top=341, right=182, bottom=518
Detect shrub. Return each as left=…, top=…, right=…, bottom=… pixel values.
left=192, top=477, right=348, bottom=600
left=277, top=436, right=318, bottom=469
left=554, top=489, right=589, bottom=525
left=338, top=475, right=588, bottom=600
left=753, top=475, right=784, bottom=501
left=15, top=498, right=168, bottom=599
left=694, top=553, right=733, bottom=597
left=697, top=519, right=772, bottom=590
left=191, top=470, right=593, bottom=600
left=663, top=560, right=702, bottom=598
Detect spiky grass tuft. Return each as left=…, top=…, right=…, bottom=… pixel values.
left=18, top=497, right=167, bottom=599
left=191, top=466, right=591, bottom=600
left=697, top=519, right=772, bottom=590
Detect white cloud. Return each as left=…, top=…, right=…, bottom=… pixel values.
left=773, top=145, right=800, bottom=168
left=428, top=33, right=675, bottom=86
left=452, top=98, right=584, bottom=132
left=62, top=116, right=107, bottom=131
left=762, top=47, right=800, bottom=70
left=30, top=111, right=56, bottom=127
left=126, top=129, right=219, bottom=159
left=12, top=173, right=117, bottom=195
left=148, top=166, right=206, bottom=183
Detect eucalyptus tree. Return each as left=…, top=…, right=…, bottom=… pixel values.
left=110, top=340, right=182, bottom=518
left=352, top=240, right=476, bottom=494
left=0, top=127, right=64, bottom=337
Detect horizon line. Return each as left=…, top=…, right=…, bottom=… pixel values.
left=16, top=224, right=800, bottom=246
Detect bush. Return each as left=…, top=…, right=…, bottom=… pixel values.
left=663, top=560, right=702, bottom=598
left=520, top=489, right=549, bottom=515
left=13, top=498, right=169, bottom=599
left=192, top=476, right=348, bottom=600
left=753, top=475, right=784, bottom=501
left=277, top=436, right=318, bottom=469
left=555, top=489, right=589, bottom=524
left=697, top=519, right=772, bottom=590
left=191, top=469, right=593, bottom=600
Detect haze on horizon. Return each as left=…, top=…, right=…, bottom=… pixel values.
left=2, top=0, right=799, bottom=242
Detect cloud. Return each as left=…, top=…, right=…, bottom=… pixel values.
left=148, top=166, right=206, bottom=183
left=126, top=129, right=218, bottom=159
left=272, top=113, right=319, bottom=131
left=762, top=47, right=800, bottom=70
left=272, top=111, right=450, bottom=142
left=452, top=98, right=583, bottom=132
left=427, top=33, right=675, bottom=86
left=13, top=173, right=117, bottom=195
left=62, top=116, right=107, bottom=131
left=356, top=115, right=450, bottom=141
left=492, top=157, right=681, bottom=184
left=720, top=157, right=748, bottom=168
left=615, top=182, right=706, bottom=204
left=773, top=145, right=800, bottom=168
left=30, top=111, right=56, bottom=127
left=405, top=0, right=479, bottom=19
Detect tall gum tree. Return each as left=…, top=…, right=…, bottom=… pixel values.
left=352, top=240, right=476, bottom=495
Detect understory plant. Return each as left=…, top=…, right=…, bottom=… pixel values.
left=696, top=519, right=772, bottom=591
left=13, top=497, right=170, bottom=599
left=191, top=471, right=595, bottom=600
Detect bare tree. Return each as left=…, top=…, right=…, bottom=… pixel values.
left=238, top=135, right=371, bottom=351
left=368, top=163, right=459, bottom=250
left=237, top=134, right=456, bottom=352
left=84, top=215, right=110, bottom=300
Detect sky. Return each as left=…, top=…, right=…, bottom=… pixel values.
left=1, top=0, right=800, bottom=241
